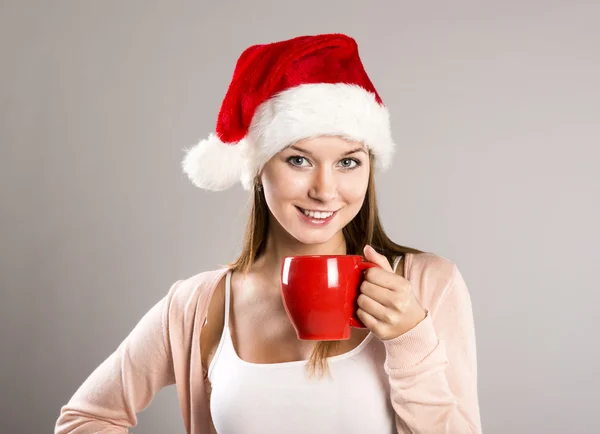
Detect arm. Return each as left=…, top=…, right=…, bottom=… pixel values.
left=382, top=265, right=482, bottom=434
left=54, top=280, right=181, bottom=433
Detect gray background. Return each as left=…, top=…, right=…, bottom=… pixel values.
left=1, top=1, right=598, bottom=433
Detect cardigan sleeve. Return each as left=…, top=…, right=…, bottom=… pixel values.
left=382, top=264, right=482, bottom=434
left=54, top=280, right=182, bottom=433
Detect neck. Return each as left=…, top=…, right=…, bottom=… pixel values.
left=253, top=219, right=347, bottom=284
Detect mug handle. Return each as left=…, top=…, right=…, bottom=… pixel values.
left=349, top=261, right=379, bottom=328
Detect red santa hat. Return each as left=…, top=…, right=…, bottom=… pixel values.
left=182, top=33, right=396, bottom=191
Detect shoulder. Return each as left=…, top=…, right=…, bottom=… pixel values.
left=406, top=251, right=457, bottom=278
left=404, top=252, right=463, bottom=315
left=163, top=267, right=231, bottom=323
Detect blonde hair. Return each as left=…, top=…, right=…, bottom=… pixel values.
left=227, top=156, right=423, bottom=377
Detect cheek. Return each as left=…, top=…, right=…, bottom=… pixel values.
left=263, top=172, right=309, bottom=202
left=262, top=161, right=313, bottom=199
left=339, top=173, right=369, bottom=204
left=261, top=167, right=307, bottom=220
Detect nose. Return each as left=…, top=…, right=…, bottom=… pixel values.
left=308, top=166, right=337, bottom=203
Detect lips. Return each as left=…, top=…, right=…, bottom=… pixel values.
left=295, top=206, right=338, bottom=225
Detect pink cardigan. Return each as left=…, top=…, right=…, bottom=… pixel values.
left=55, top=252, right=482, bottom=433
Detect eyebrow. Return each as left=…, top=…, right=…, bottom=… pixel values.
left=289, top=145, right=368, bottom=156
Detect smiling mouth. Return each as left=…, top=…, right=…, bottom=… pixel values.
left=295, top=206, right=338, bottom=220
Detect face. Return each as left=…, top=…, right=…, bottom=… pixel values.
left=260, top=136, right=371, bottom=247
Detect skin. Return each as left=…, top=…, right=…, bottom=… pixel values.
left=201, top=136, right=426, bottom=371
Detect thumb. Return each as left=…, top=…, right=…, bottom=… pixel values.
left=363, top=244, right=393, bottom=272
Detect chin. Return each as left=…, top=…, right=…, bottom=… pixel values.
left=286, top=218, right=349, bottom=246
left=291, top=231, right=338, bottom=246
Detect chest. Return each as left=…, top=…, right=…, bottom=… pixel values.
left=209, top=341, right=395, bottom=434
left=229, top=284, right=370, bottom=364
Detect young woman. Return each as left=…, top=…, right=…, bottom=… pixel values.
left=55, top=34, right=482, bottom=434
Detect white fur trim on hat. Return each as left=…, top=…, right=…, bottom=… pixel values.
left=183, top=83, right=395, bottom=191
left=240, top=83, right=396, bottom=189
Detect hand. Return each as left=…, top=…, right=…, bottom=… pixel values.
left=356, top=245, right=427, bottom=340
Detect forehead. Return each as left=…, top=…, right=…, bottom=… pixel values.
left=286, top=136, right=367, bottom=154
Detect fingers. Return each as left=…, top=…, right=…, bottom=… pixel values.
left=359, top=280, right=397, bottom=308
left=356, top=307, right=379, bottom=330
left=363, top=245, right=393, bottom=272
left=360, top=280, right=414, bottom=317
left=357, top=293, right=394, bottom=323
left=363, top=267, right=402, bottom=292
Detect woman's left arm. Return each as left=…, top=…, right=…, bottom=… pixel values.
left=358, top=246, right=482, bottom=434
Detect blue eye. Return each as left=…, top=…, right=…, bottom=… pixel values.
left=339, top=158, right=360, bottom=169
left=287, top=156, right=310, bottom=167
left=286, top=156, right=361, bottom=169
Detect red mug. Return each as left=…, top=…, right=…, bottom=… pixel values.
left=280, top=255, right=379, bottom=340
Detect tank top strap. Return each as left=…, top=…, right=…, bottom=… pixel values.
left=223, top=269, right=232, bottom=333
left=392, top=254, right=404, bottom=273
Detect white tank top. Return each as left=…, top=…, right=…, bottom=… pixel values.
left=208, top=256, right=403, bottom=434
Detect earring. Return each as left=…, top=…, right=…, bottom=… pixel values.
left=256, top=184, right=263, bottom=192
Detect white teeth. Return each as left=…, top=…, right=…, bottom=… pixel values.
left=302, top=209, right=334, bottom=219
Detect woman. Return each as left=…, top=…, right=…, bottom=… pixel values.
left=55, top=34, right=482, bottom=434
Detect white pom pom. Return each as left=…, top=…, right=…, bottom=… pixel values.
left=181, top=133, right=246, bottom=191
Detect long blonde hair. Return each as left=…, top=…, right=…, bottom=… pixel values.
left=227, top=156, right=423, bottom=376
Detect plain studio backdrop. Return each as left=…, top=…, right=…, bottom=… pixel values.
left=1, top=1, right=598, bottom=433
